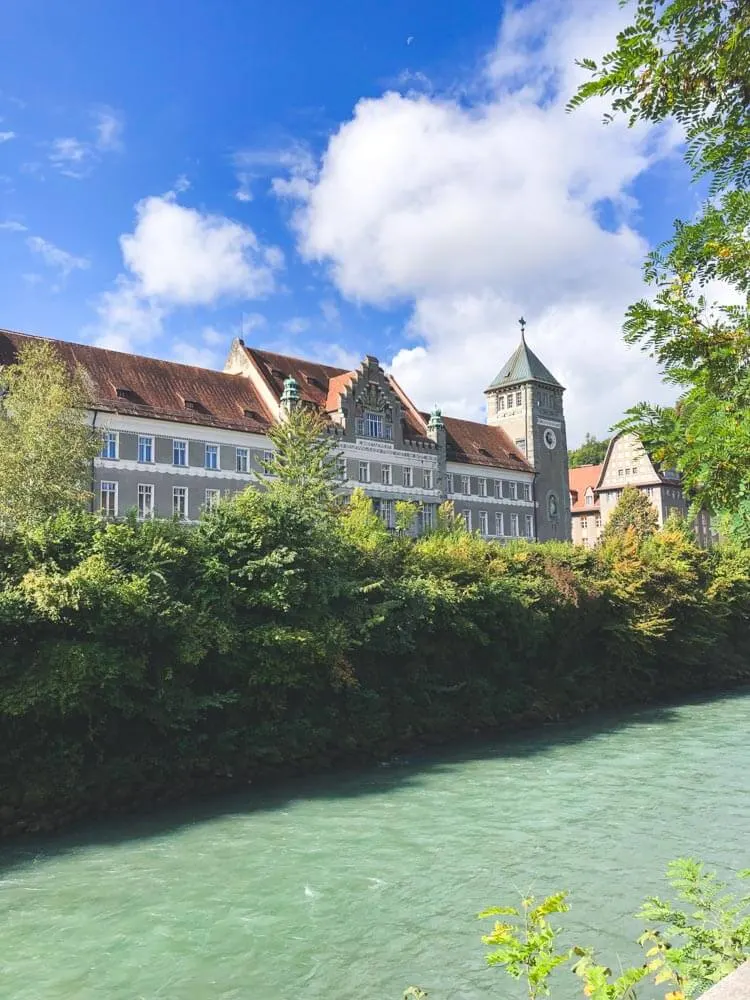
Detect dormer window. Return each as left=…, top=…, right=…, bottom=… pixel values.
left=585, top=488, right=594, bottom=507
left=304, top=374, right=323, bottom=389
left=271, top=367, right=286, bottom=380
left=243, top=408, right=261, bottom=420
left=184, top=399, right=199, bottom=410
left=115, top=387, right=131, bottom=399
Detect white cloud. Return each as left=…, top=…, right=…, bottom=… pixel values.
left=49, top=108, right=124, bottom=178
left=0, top=220, right=27, bottom=232
left=93, top=107, right=123, bottom=151
left=320, top=298, right=341, bottom=326
left=234, top=172, right=253, bottom=202
left=26, top=235, right=89, bottom=278
left=173, top=173, right=191, bottom=193
left=233, top=144, right=317, bottom=203
left=201, top=325, right=226, bottom=347
left=281, top=316, right=310, bottom=335
left=274, top=0, right=683, bottom=442
left=0, top=131, right=16, bottom=142
left=91, top=196, right=282, bottom=352
left=120, top=195, right=281, bottom=305
left=170, top=340, right=222, bottom=369
left=241, top=311, right=268, bottom=336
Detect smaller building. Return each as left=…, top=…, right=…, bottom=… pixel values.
left=569, top=431, right=714, bottom=547
left=569, top=464, right=602, bottom=548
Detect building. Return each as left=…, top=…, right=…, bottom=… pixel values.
left=569, top=430, right=713, bottom=547
left=0, top=324, right=571, bottom=540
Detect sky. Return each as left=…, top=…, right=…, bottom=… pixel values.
left=0, top=0, right=698, bottom=445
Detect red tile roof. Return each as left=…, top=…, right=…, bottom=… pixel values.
left=441, top=416, right=533, bottom=472
left=325, top=372, right=355, bottom=412
left=0, top=329, right=273, bottom=435
left=244, top=347, right=347, bottom=411
left=569, top=464, right=602, bottom=513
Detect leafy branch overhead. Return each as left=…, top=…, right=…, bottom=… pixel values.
left=570, top=0, right=750, bottom=542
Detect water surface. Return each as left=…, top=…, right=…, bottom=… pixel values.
left=2, top=691, right=749, bottom=999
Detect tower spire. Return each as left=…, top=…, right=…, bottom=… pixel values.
left=519, top=316, right=527, bottom=343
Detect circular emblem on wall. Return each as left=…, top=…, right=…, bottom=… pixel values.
left=543, top=428, right=557, bottom=450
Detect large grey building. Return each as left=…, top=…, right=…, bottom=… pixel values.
left=0, top=325, right=571, bottom=541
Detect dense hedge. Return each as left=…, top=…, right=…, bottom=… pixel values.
left=1, top=488, right=749, bottom=837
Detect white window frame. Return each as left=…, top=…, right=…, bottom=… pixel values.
left=137, top=483, right=154, bottom=520
left=358, top=461, right=370, bottom=484
left=402, top=467, right=413, bottom=488
left=461, top=474, right=470, bottom=495
left=494, top=480, right=503, bottom=499
left=236, top=447, right=249, bottom=474
left=366, top=411, right=383, bottom=438
left=446, top=473, right=454, bottom=493
left=101, top=431, right=118, bottom=460
left=173, top=439, right=187, bottom=467
left=479, top=510, right=488, bottom=535
left=525, top=514, right=534, bottom=538
left=263, top=449, right=274, bottom=466
left=497, top=395, right=505, bottom=411
left=138, top=435, right=154, bottom=464
left=521, top=483, right=531, bottom=502
left=510, top=513, right=519, bottom=536
left=515, top=390, right=522, bottom=407
left=381, top=463, right=392, bottom=486
left=172, top=486, right=188, bottom=520
left=507, top=393, right=514, bottom=408
left=478, top=478, right=487, bottom=497
left=509, top=481, right=518, bottom=500
left=100, top=480, right=118, bottom=517
left=205, top=443, right=219, bottom=470
left=379, top=498, right=394, bottom=528
left=495, top=511, right=504, bottom=536
left=204, top=488, right=220, bottom=511
left=337, top=456, right=348, bottom=481
left=462, top=508, right=471, bottom=530
left=423, top=469, right=433, bottom=490
left=421, top=503, right=435, bottom=530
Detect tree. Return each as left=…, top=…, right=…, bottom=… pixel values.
left=0, top=339, right=100, bottom=529
left=261, top=404, right=342, bottom=508
left=570, top=0, right=750, bottom=541
left=602, top=485, right=659, bottom=543
left=569, top=433, right=610, bottom=468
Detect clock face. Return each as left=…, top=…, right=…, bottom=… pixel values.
left=543, top=428, right=557, bottom=450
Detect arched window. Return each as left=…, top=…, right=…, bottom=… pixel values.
left=548, top=493, right=559, bottom=519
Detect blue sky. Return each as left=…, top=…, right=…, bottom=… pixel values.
left=1, top=0, right=695, bottom=443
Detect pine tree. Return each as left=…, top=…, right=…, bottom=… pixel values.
left=602, top=485, right=659, bottom=543
left=261, top=404, right=341, bottom=508
left=0, top=339, right=100, bottom=529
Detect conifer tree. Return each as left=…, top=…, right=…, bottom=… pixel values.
left=261, top=404, right=341, bottom=508
left=602, top=485, right=659, bottom=543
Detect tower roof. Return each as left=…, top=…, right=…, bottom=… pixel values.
left=486, top=333, right=563, bottom=391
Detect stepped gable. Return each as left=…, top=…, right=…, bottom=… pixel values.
left=569, top=464, right=602, bottom=512
left=0, top=328, right=273, bottom=435
left=440, top=414, right=533, bottom=472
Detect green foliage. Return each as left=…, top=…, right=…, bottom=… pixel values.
left=570, top=0, right=750, bottom=541
left=569, top=433, right=610, bottom=468
left=261, top=404, right=342, bottom=508
left=0, top=339, right=101, bottom=529
left=1, top=472, right=750, bottom=835
left=474, top=859, right=750, bottom=1000
left=602, top=485, right=660, bottom=543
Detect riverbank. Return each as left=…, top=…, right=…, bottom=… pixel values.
left=3, top=500, right=750, bottom=842
left=2, top=689, right=749, bottom=1000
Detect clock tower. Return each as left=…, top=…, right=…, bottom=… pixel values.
left=484, top=320, right=570, bottom=541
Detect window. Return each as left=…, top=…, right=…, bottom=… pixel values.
left=632, top=466, right=638, bottom=474
left=497, top=395, right=505, bottom=411
left=478, top=478, right=487, bottom=497
left=337, top=456, right=348, bottom=480
left=403, top=467, right=413, bottom=488
left=173, top=486, right=188, bottom=520
left=595, top=515, right=602, bottom=529
left=138, top=435, right=153, bottom=464
left=585, top=490, right=593, bottom=507
left=137, top=484, right=154, bottom=520
left=378, top=498, right=394, bottom=527
left=521, top=483, right=531, bottom=501
left=515, top=438, right=526, bottom=455
left=525, top=514, right=534, bottom=538
left=358, top=461, right=370, bottom=483
left=366, top=411, right=383, bottom=438
left=381, top=463, right=392, bottom=486
left=618, top=468, right=624, bottom=477
left=462, top=509, right=471, bottom=530
left=173, top=439, right=187, bottom=467
left=548, top=493, right=559, bottom=518
left=420, top=503, right=435, bottom=531
left=495, top=511, right=504, bottom=536
left=510, top=513, right=519, bottom=536
left=461, top=475, right=470, bottom=495
left=479, top=510, right=488, bottom=535
left=494, top=480, right=503, bottom=499
left=236, top=447, right=249, bottom=474
left=205, top=488, right=220, bottom=511
left=515, top=391, right=522, bottom=407
left=507, top=394, right=514, bottom=408
left=423, top=469, right=433, bottom=490
left=100, top=481, right=117, bottom=517
left=446, top=473, right=454, bottom=493
left=100, top=431, right=118, bottom=460
left=204, top=444, right=219, bottom=470
left=509, top=481, right=517, bottom=500
left=263, top=450, right=274, bottom=465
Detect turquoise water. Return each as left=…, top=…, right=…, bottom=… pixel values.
left=2, top=691, right=749, bottom=999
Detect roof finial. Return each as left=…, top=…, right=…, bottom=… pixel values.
left=519, top=316, right=527, bottom=343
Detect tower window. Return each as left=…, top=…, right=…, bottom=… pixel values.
left=497, top=396, right=505, bottom=411
left=515, top=438, right=526, bottom=455
left=515, top=391, right=522, bottom=407
left=507, top=393, right=514, bottom=408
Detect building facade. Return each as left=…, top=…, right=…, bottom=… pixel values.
left=0, top=326, right=571, bottom=541
left=569, top=431, right=713, bottom=547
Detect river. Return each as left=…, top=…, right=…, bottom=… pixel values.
left=2, top=690, right=749, bottom=999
